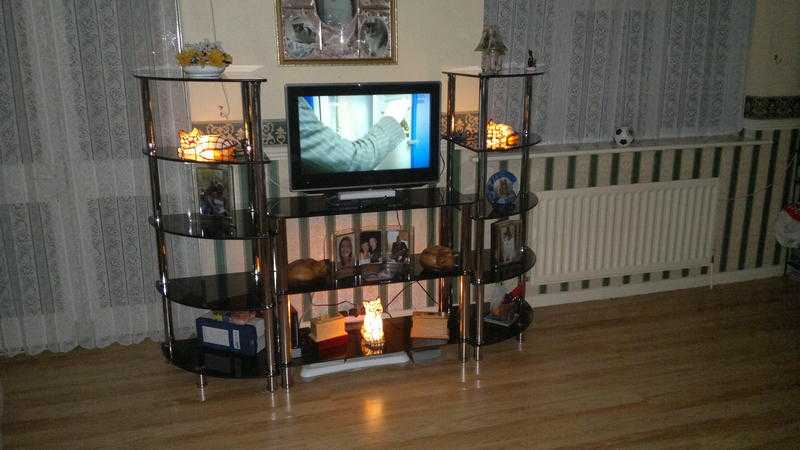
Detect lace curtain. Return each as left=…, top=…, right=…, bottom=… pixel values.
left=0, top=0, right=195, bottom=356
left=484, top=0, right=756, bottom=144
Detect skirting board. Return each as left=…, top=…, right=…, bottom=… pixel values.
left=529, top=266, right=785, bottom=308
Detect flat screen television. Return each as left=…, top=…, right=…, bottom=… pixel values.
left=286, top=81, right=440, bottom=193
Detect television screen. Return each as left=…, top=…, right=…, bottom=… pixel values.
left=286, top=82, right=440, bottom=192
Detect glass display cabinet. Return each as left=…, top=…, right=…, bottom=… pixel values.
left=134, top=66, right=545, bottom=392
left=441, top=66, right=546, bottom=360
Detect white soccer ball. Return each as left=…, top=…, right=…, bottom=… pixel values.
left=613, top=127, right=634, bottom=147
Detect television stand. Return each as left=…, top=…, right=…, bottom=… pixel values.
left=324, top=189, right=403, bottom=212
left=337, top=189, right=397, bottom=201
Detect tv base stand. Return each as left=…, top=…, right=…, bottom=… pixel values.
left=337, top=188, right=397, bottom=201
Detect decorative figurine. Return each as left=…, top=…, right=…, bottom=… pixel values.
left=486, top=170, right=518, bottom=208
left=486, top=120, right=521, bottom=150
left=475, top=26, right=507, bottom=73
left=527, top=50, right=537, bottom=68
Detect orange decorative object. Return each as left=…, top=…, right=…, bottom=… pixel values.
left=360, top=298, right=385, bottom=355
left=177, top=128, right=237, bottom=161
left=486, top=120, right=521, bottom=150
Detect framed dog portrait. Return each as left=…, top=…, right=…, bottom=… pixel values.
left=275, top=0, right=396, bottom=65
left=491, top=219, right=523, bottom=266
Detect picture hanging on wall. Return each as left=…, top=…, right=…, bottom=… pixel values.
left=275, top=0, right=396, bottom=65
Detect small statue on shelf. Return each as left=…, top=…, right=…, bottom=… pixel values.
left=527, top=49, right=537, bottom=69
left=475, top=26, right=507, bottom=73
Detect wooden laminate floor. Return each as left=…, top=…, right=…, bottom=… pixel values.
left=2, top=278, right=799, bottom=449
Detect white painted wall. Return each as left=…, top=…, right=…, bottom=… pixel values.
left=179, top=0, right=483, bottom=121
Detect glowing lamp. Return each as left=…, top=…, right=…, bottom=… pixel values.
left=360, top=298, right=385, bottom=355
left=486, top=120, right=521, bottom=150
left=177, top=128, right=236, bottom=161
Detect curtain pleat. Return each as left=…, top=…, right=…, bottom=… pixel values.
left=484, top=0, right=755, bottom=144
left=0, top=0, right=190, bottom=356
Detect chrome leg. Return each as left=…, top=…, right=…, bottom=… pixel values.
left=141, top=78, right=174, bottom=358
left=459, top=204, right=472, bottom=363
left=472, top=78, right=490, bottom=360
left=242, top=81, right=278, bottom=391
left=273, top=219, right=293, bottom=389
left=458, top=274, right=470, bottom=363
left=438, top=73, right=459, bottom=313
left=196, top=371, right=207, bottom=388
left=262, top=302, right=278, bottom=393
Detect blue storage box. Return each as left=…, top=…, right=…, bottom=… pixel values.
left=196, top=315, right=265, bottom=356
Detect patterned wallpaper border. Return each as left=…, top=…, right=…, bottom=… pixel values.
left=744, top=96, right=800, bottom=120
left=192, top=112, right=481, bottom=148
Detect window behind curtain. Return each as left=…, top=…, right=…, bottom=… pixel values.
left=484, top=0, right=756, bottom=144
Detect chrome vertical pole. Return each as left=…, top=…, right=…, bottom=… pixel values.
left=274, top=219, right=293, bottom=389
left=438, top=74, right=458, bottom=313
left=473, top=77, right=490, bottom=360
left=458, top=204, right=472, bottom=363
left=242, top=81, right=278, bottom=392
left=445, top=74, right=457, bottom=192
left=517, top=76, right=534, bottom=341
left=140, top=78, right=174, bottom=359
left=520, top=75, right=533, bottom=249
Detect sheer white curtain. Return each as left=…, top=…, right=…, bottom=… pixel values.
left=0, top=0, right=197, bottom=356
left=484, top=0, right=756, bottom=144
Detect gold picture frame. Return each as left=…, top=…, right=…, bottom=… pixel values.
left=275, top=0, right=397, bottom=65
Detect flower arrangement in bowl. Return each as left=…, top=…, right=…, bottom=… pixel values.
left=176, top=39, right=232, bottom=78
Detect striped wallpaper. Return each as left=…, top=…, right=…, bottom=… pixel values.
left=518, top=127, right=797, bottom=295
left=192, top=124, right=797, bottom=323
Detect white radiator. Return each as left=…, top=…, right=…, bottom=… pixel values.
left=531, top=179, right=719, bottom=284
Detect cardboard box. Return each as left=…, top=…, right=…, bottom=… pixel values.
left=411, top=311, right=449, bottom=339
left=310, top=314, right=347, bottom=342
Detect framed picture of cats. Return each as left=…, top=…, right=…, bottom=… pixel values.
left=276, top=0, right=396, bottom=65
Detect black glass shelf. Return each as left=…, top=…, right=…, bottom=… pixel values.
left=442, top=133, right=542, bottom=153
left=162, top=339, right=268, bottom=379
left=142, top=145, right=271, bottom=165
left=442, top=66, right=548, bottom=79
left=161, top=272, right=265, bottom=311
left=471, top=193, right=538, bottom=220
left=472, top=247, right=536, bottom=285
left=265, top=187, right=474, bottom=219
left=133, top=68, right=268, bottom=83
left=454, top=300, right=534, bottom=346
left=283, top=255, right=463, bottom=295
left=161, top=304, right=532, bottom=378
left=297, top=316, right=450, bottom=365
left=151, top=211, right=268, bottom=240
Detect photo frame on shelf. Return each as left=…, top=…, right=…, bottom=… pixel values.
left=385, top=226, right=411, bottom=264
left=358, top=230, right=383, bottom=264
left=194, top=165, right=235, bottom=218
left=332, top=231, right=356, bottom=277
left=275, top=0, right=396, bottom=65
left=491, top=219, right=523, bottom=266
left=330, top=225, right=413, bottom=281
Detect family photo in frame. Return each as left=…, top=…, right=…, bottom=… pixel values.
left=332, top=226, right=412, bottom=280
left=276, top=0, right=396, bottom=64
